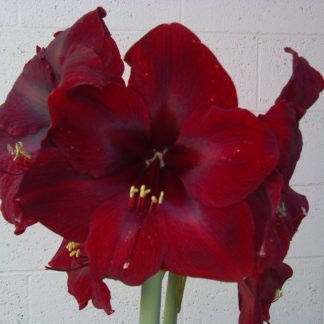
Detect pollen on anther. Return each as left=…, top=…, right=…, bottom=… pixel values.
left=69, top=249, right=81, bottom=258
left=158, top=191, right=164, bottom=204
left=66, top=241, right=80, bottom=258
left=129, top=185, right=139, bottom=198
left=140, top=185, right=151, bottom=198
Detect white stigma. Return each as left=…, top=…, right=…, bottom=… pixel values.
left=145, top=149, right=167, bottom=168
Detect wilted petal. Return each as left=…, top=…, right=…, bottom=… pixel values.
left=45, top=7, right=124, bottom=88
left=238, top=263, right=293, bottom=324
left=276, top=48, right=324, bottom=118
left=259, top=102, right=302, bottom=183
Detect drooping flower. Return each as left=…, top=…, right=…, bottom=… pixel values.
left=0, top=7, right=124, bottom=234
left=15, top=22, right=279, bottom=296
left=238, top=48, right=324, bottom=324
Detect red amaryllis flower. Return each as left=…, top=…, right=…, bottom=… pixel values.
left=47, top=239, right=114, bottom=315
left=238, top=48, right=324, bottom=324
left=15, top=22, right=279, bottom=297
left=0, top=7, right=123, bottom=234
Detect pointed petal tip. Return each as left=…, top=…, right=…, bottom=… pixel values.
left=79, top=302, right=88, bottom=310
left=284, top=47, right=296, bottom=55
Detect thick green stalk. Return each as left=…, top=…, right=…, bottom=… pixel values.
left=139, top=271, right=164, bottom=324
left=163, top=272, right=178, bottom=324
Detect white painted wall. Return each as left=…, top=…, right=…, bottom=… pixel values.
left=0, top=1, right=323, bottom=323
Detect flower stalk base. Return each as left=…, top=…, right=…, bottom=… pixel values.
left=139, top=271, right=164, bottom=324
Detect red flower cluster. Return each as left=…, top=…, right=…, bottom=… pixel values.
left=0, top=7, right=323, bottom=322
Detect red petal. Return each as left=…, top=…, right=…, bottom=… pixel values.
left=259, top=102, right=302, bottom=183
left=16, top=145, right=122, bottom=241
left=176, top=108, right=278, bottom=207
left=125, top=23, right=237, bottom=125
left=48, top=85, right=149, bottom=177
left=0, top=130, right=47, bottom=233
left=68, top=266, right=113, bottom=315
left=276, top=48, right=324, bottom=119
left=45, top=7, right=124, bottom=88
left=254, top=185, right=307, bottom=271
left=86, top=192, right=166, bottom=286
left=85, top=168, right=253, bottom=284
left=246, top=171, right=284, bottom=254
left=160, top=171, right=254, bottom=282
left=48, top=240, right=114, bottom=315
left=0, top=56, right=54, bottom=137
left=238, top=263, right=293, bottom=324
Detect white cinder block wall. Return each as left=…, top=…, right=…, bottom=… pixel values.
left=0, top=1, right=323, bottom=323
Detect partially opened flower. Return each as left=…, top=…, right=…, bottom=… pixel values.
left=13, top=23, right=280, bottom=313
left=48, top=239, right=114, bottom=315
left=0, top=7, right=123, bottom=234
left=238, top=48, right=324, bottom=324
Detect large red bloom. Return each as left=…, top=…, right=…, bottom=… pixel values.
left=15, top=22, right=279, bottom=297
left=1, top=7, right=322, bottom=318
left=237, top=48, right=324, bottom=324
left=0, top=7, right=123, bottom=234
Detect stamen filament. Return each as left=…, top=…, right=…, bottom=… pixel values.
left=128, top=185, right=139, bottom=208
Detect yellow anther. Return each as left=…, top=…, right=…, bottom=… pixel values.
left=7, top=142, right=31, bottom=161
left=273, top=289, right=283, bottom=302
left=69, top=249, right=81, bottom=258
left=276, top=202, right=286, bottom=216
left=151, top=196, right=158, bottom=204
left=158, top=191, right=164, bottom=204
left=66, top=241, right=80, bottom=252
left=129, top=185, right=139, bottom=198
left=66, top=241, right=80, bottom=258
left=140, top=184, right=151, bottom=198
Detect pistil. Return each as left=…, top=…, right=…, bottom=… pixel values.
left=145, top=149, right=167, bottom=168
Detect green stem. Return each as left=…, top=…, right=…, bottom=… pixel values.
left=163, top=272, right=178, bottom=324
left=139, top=271, right=164, bottom=324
